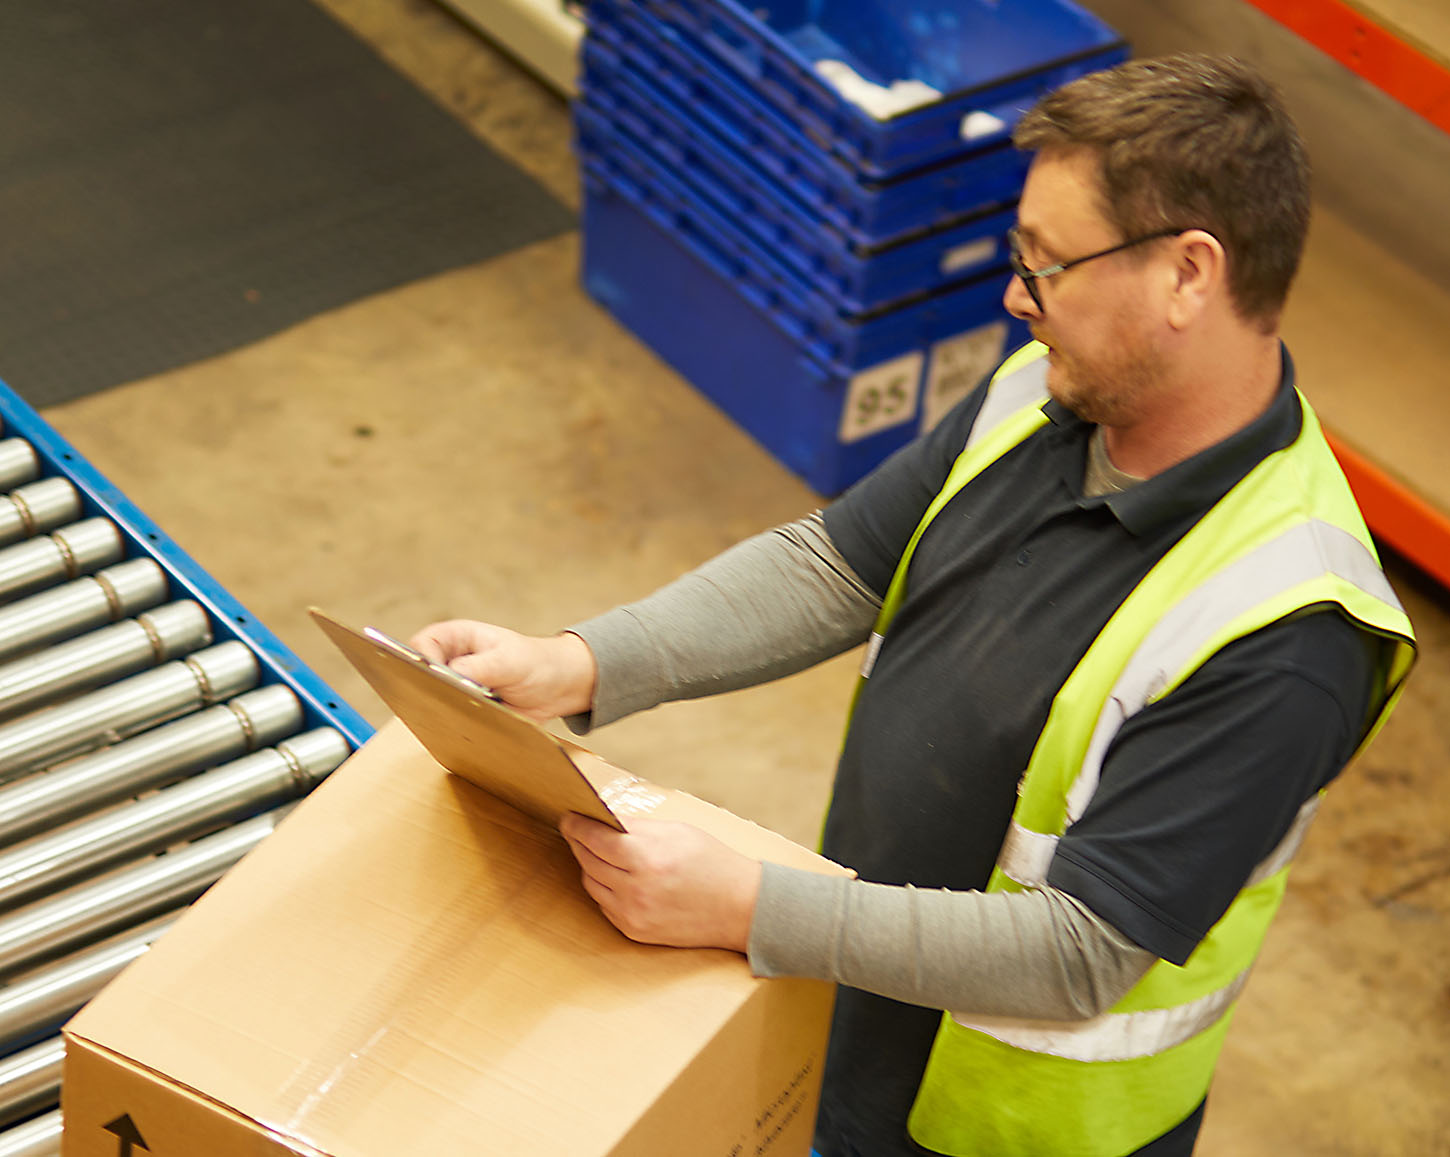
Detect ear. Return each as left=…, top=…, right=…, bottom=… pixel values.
left=1164, top=229, right=1226, bottom=330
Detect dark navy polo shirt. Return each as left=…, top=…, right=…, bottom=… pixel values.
left=814, top=346, right=1381, bottom=1157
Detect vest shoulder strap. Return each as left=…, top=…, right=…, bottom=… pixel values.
left=868, top=343, right=1050, bottom=642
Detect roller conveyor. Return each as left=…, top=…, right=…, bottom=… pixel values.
left=0, top=806, right=294, bottom=978
left=0, top=641, right=261, bottom=780
left=0, top=683, right=303, bottom=845
left=0, top=1040, right=61, bottom=1131
left=0, top=379, right=371, bottom=1152
left=0, top=599, right=213, bottom=722
left=0, top=730, right=346, bottom=911
left=0, top=480, right=81, bottom=550
left=0, top=1109, right=59, bottom=1157
left=0, top=915, right=179, bottom=1057
left=0, top=559, right=170, bottom=666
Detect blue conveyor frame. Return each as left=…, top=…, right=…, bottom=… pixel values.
left=0, top=377, right=373, bottom=751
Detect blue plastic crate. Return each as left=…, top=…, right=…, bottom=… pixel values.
left=0, top=381, right=372, bottom=750
left=585, top=8, right=1030, bottom=245
left=593, top=0, right=1128, bottom=177
left=581, top=176, right=1029, bottom=495
left=580, top=130, right=1019, bottom=376
left=578, top=58, right=1017, bottom=312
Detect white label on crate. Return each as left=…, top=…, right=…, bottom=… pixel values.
left=921, top=321, right=1009, bottom=434
left=839, top=351, right=925, bottom=444
left=939, top=238, right=998, bottom=275
left=960, top=110, right=1008, bottom=140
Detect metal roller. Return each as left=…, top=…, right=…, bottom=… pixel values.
left=0, top=641, right=259, bottom=782
left=0, top=684, right=302, bottom=846
left=0, top=558, right=168, bottom=665
left=0, top=806, right=294, bottom=978
left=0, top=1108, right=60, bottom=1157
left=0, top=600, right=211, bottom=724
left=0, top=480, right=80, bottom=551
left=0, top=728, right=347, bottom=911
left=0, top=914, right=176, bottom=1055
left=0, top=519, right=123, bottom=604
left=0, top=442, right=39, bottom=495
left=0, top=1039, right=62, bottom=1130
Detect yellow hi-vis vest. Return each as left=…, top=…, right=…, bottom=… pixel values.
left=852, top=342, right=1416, bottom=1157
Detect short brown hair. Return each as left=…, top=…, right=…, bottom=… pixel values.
left=1014, top=53, right=1310, bottom=328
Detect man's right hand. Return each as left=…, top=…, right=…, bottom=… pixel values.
left=408, top=620, right=598, bottom=722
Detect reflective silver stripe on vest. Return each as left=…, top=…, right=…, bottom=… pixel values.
left=860, top=631, right=885, bottom=679
left=1000, top=517, right=1403, bottom=890
left=965, top=354, right=1048, bottom=452
left=999, top=792, right=1323, bottom=896
left=1246, top=795, right=1321, bottom=888
left=952, top=968, right=1252, bottom=1063
left=997, top=820, right=1059, bottom=888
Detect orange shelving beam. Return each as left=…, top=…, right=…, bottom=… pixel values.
left=1244, top=0, right=1450, bottom=584
left=1242, top=0, right=1450, bottom=133
left=1326, top=432, right=1450, bottom=589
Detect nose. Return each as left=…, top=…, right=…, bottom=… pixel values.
left=1004, top=271, right=1040, bottom=321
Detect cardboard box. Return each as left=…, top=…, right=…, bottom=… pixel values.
left=61, top=721, right=847, bottom=1156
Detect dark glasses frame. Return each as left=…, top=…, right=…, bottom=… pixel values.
left=1007, top=227, right=1184, bottom=312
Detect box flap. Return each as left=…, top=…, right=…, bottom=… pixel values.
left=67, top=721, right=844, bottom=1156
left=62, top=1035, right=317, bottom=1156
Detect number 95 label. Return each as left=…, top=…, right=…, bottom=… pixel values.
left=838, top=351, right=924, bottom=444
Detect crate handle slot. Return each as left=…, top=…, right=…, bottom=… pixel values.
left=701, top=13, right=764, bottom=79
left=668, top=210, right=747, bottom=284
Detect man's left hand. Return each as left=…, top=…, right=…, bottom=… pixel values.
left=559, top=814, right=762, bottom=954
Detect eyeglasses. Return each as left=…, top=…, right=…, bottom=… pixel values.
left=1007, top=226, right=1183, bottom=313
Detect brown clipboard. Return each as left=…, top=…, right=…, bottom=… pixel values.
left=310, top=609, right=625, bottom=832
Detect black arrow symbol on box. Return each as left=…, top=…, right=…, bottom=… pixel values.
left=103, top=1113, right=149, bottom=1155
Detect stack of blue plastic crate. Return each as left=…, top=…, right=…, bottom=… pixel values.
left=575, top=0, right=1128, bottom=495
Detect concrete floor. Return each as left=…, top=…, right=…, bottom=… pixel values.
left=37, top=1, right=1450, bottom=1153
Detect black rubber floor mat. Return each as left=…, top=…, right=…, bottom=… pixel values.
left=0, top=0, right=575, bottom=407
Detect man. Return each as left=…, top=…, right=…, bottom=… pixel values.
left=414, top=55, right=1415, bottom=1156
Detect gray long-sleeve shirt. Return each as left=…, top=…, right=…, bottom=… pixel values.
left=567, top=511, right=1155, bottom=1022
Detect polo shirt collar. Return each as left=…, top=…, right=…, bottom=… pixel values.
left=1044, top=343, right=1304, bottom=536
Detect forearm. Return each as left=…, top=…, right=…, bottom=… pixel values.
left=565, top=512, right=881, bottom=731
left=748, top=865, right=1155, bottom=1020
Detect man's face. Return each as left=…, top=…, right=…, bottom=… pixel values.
left=1004, top=149, right=1169, bottom=427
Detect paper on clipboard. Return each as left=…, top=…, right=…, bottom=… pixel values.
left=310, top=609, right=625, bottom=832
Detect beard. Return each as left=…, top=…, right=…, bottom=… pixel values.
left=1036, top=322, right=1166, bottom=427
